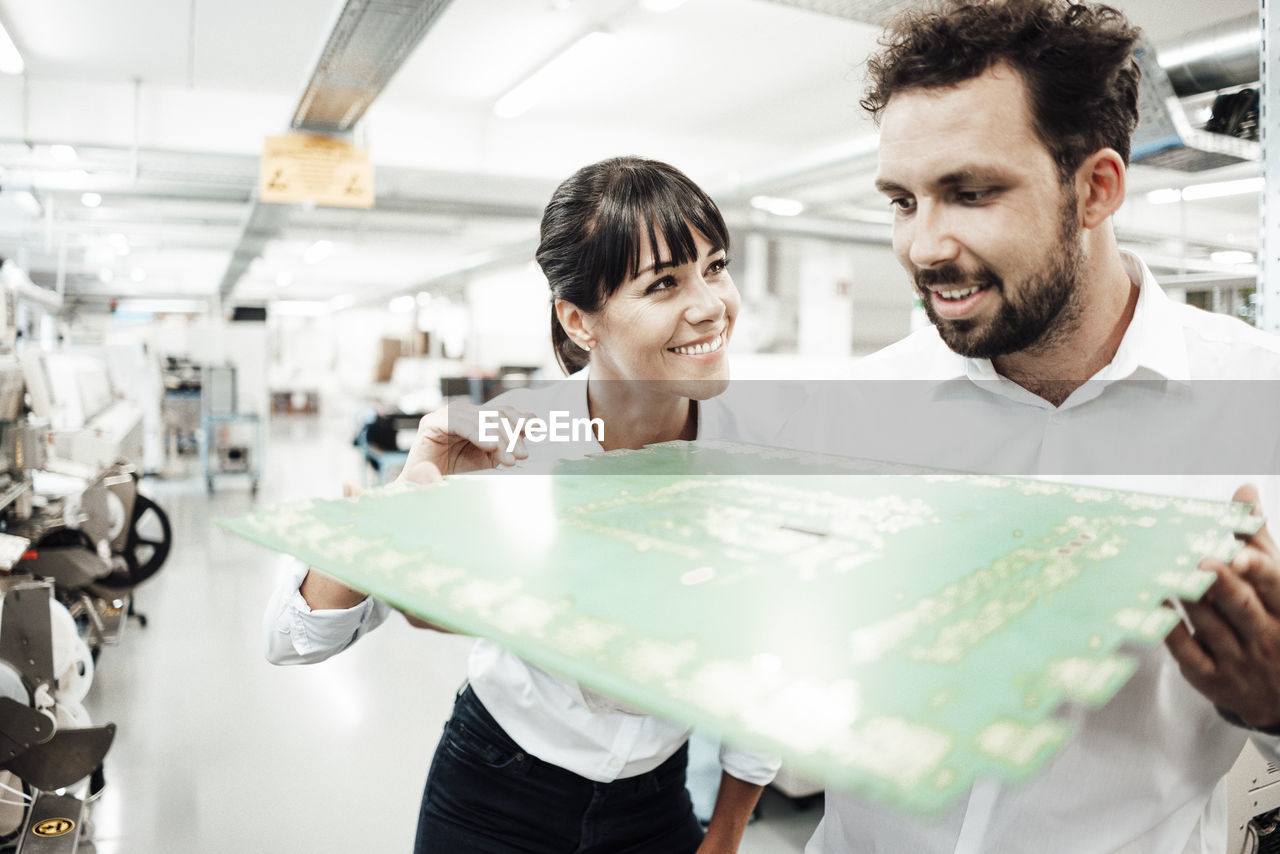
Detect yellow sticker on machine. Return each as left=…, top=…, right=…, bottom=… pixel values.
left=32, top=817, right=74, bottom=837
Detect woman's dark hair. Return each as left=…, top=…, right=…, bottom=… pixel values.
left=862, top=0, right=1142, bottom=182
left=535, top=156, right=730, bottom=374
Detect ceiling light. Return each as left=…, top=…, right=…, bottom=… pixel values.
left=271, top=300, right=332, bottom=317
left=50, top=144, right=78, bottom=164
left=1158, top=30, right=1259, bottom=70
left=81, top=192, right=102, bottom=208
left=130, top=268, right=146, bottom=283
left=494, top=31, right=614, bottom=119
left=1146, top=188, right=1183, bottom=205
left=0, top=20, right=23, bottom=75
left=9, top=190, right=41, bottom=217
left=1146, top=177, right=1263, bottom=205
left=1209, top=250, right=1255, bottom=266
left=750, top=195, right=805, bottom=217
left=640, top=0, right=688, bottom=11
left=115, top=298, right=207, bottom=314
left=1181, top=177, right=1263, bottom=201
left=303, top=240, right=334, bottom=264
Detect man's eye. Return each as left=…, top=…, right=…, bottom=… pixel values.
left=889, top=197, right=915, bottom=212
left=956, top=189, right=991, bottom=204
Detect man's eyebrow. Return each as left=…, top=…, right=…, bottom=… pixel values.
left=936, top=167, right=1007, bottom=186
left=875, top=168, right=1008, bottom=195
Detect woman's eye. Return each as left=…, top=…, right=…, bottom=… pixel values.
left=646, top=275, right=677, bottom=294
left=707, top=257, right=729, bottom=275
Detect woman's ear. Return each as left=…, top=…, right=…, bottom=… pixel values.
left=1075, top=147, right=1127, bottom=229
left=555, top=299, right=595, bottom=351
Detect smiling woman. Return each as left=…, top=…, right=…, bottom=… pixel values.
left=265, top=156, right=784, bottom=854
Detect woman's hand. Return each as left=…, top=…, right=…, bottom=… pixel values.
left=396, top=402, right=535, bottom=484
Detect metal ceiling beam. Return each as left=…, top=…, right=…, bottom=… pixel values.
left=293, top=0, right=455, bottom=134
left=217, top=0, right=456, bottom=307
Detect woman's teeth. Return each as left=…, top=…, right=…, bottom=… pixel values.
left=670, top=335, right=723, bottom=356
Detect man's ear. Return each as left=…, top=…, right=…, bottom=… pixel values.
left=1075, top=148, right=1127, bottom=229
left=555, top=299, right=595, bottom=352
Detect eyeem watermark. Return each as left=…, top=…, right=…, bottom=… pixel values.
left=478, top=410, right=604, bottom=452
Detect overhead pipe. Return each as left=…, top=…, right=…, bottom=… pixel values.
left=1158, top=15, right=1260, bottom=96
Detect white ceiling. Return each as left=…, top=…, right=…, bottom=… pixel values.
left=0, top=0, right=1263, bottom=316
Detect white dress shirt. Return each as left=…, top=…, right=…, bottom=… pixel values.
left=802, top=251, right=1280, bottom=854
left=264, top=368, right=786, bottom=787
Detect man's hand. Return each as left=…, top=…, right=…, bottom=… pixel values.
left=396, top=402, right=534, bottom=484
left=1167, top=483, right=1280, bottom=730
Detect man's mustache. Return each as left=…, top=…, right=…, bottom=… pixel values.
left=915, top=265, right=1002, bottom=290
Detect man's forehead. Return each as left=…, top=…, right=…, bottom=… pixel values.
left=875, top=67, right=1047, bottom=184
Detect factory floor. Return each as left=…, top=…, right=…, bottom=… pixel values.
left=78, top=410, right=824, bottom=853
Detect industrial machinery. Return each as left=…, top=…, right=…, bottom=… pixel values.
left=0, top=259, right=172, bottom=850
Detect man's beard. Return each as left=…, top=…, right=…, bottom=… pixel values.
left=914, top=194, right=1084, bottom=360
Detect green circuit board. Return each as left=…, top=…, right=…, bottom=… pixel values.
left=222, top=440, right=1262, bottom=814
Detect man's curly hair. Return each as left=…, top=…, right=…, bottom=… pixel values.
left=862, top=0, right=1142, bottom=182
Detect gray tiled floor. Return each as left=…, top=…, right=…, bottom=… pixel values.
left=79, top=411, right=822, bottom=853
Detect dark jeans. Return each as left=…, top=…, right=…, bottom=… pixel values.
left=415, top=685, right=705, bottom=854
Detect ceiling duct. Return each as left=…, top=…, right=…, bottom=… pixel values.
left=293, top=0, right=455, bottom=133
left=1158, top=15, right=1259, bottom=97
left=218, top=0, right=455, bottom=305
left=1131, top=40, right=1259, bottom=172
left=747, top=0, right=919, bottom=25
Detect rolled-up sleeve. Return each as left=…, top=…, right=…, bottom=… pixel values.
left=718, top=742, right=782, bottom=786
left=264, top=561, right=391, bottom=665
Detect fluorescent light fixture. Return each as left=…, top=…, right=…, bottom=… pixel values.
left=10, top=190, right=40, bottom=217
left=1158, top=30, right=1260, bottom=70
left=115, top=298, right=206, bottom=314
left=0, top=20, right=23, bottom=75
left=640, top=0, right=688, bottom=11
left=1145, top=188, right=1183, bottom=205
left=1181, top=177, right=1263, bottom=201
left=1146, top=188, right=1183, bottom=205
left=750, top=195, right=805, bottom=217
left=81, top=192, right=102, bottom=208
left=389, top=295, right=416, bottom=314
left=50, top=144, right=78, bottom=164
left=1145, top=178, right=1262, bottom=205
left=494, top=31, right=613, bottom=119
left=1209, top=250, right=1255, bottom=266
left=303, top=240, right=334, bottom=264
left=271, top=300, right=332, bottom=317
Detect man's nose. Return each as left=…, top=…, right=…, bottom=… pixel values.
left=906, top=202, right=961, bottom=269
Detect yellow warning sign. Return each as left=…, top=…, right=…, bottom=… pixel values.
left=259, top=134, right=374, bottom=209
left=32, top=817, right=75, bottom=837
